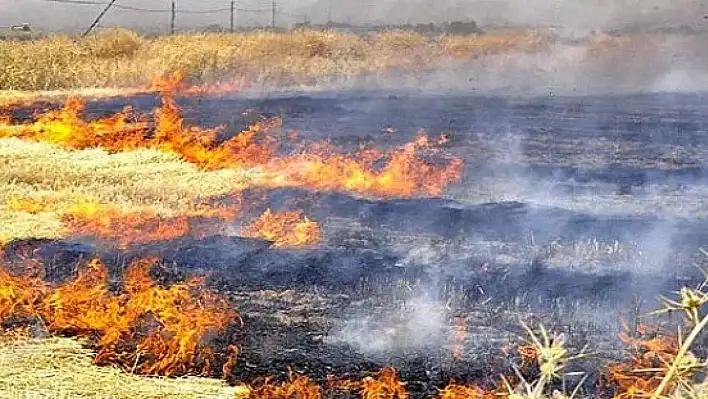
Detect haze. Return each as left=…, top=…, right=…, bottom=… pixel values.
left=1, top=0, right=707, bottom=33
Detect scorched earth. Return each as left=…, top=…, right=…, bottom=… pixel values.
left=1, top=81, right=707, bottom=399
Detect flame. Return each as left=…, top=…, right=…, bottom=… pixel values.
left=259, top=132, right=464, bottom=198
left=147, top=69, right=246, bottom=97
left=0, top=257, right=238, bottom=376
left=437, top=384, right=489, bottom=399
left=62, top=200, right=240, bottom=249
left=605, top=323, right=682, bottom=399
left=0, top=88, right=462, bottom=199
left=0, top=265, right=47, bottom=321
left=147, top=69, right=190, bottom=94
left=0, top=92, right=279, bottom=171
left=362, top=367, right=409, bottom=399
left=451, top=317, right=468, bottom=361
left=250, top=372, right=323, bottom=399
left=242, top=209, right=322, bottom=248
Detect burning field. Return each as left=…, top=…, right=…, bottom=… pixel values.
left=3, top=44, right=708, bottom=398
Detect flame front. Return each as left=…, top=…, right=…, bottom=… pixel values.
left=249, top=372, right=323, bottom=399
left=0, top=88, right=463, bottom=199
left=0, top=257, right=238, bottom=376
left=451, top=317, right=468, bottom=361
left=0, top=92, right=279, bottom=171
left=259, top=133, right=464, bottom=198
left=605, top=323, right=683, bottom=399
left=242, top=209, right=322, bottom=248
left=62, top=200, right=241, bottom=249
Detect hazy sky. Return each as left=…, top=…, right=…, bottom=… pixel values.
left=0, top=0, right=706, bottom=33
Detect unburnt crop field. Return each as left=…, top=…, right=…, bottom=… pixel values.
left=1, top=28, right=708, bottom=399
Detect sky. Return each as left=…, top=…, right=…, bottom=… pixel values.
left=0, top=0, right=706, bottom=33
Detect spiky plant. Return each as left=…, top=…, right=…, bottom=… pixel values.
left=501, top=321, right=588, bottom=399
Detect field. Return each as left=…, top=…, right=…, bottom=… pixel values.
left=1, top=28, right=708, bottom=399
left=0, top=28, right=548, bottom=92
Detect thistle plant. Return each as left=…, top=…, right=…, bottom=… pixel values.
left=502, top=321, right=589, bottom=399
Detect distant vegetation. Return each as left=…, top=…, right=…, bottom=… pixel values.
left=0, top=27, right=547, bottom=92
left=292, top=20, right=484, bottom=35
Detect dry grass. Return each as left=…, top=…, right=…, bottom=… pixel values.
left=0, top=28, right=550, bottom=91
left=0, top=334, right=245, bottom=399
left=0, top=138, right=250, bottom=242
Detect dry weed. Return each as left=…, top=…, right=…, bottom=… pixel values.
left=0, top=29, right=550, bottom=91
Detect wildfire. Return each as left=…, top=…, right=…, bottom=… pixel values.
left=258, top=133, right=464, bottom=198
left=247, top=367, right=410, bottom=399
left=147, top=69, right=247, bottom=96
left=242, top=209, right=322, bottom=248
left=249, top=372, right=323, bottom=399
left=437, top=384, right=489, bottom=399
left=605, top=323, right=684, bottom=399
left=451, top=317, right=468, bottom=361
left=0, top=92, right=279, bottom=171
left=62, top=200, right=240, bottom=249
left=0, top=88, right=463, bottom=199
left=0, top=257, right=238, bottom=376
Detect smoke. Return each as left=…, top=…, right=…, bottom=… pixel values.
left=302, top=0, right=707, bottom=30
left=3, top=0, right=707, bottom=32
left=333, top=291, right=448, bottom=356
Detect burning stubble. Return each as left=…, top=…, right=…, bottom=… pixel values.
left=0, top=257, right=239, bottom=376
left=2, top=25, right=708, bottom=398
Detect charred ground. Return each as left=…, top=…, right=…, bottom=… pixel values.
left=3, top=89, right=708, bottom=397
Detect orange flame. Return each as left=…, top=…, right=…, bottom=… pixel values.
left=147, top=69, right=190, bottom=94
left=61, top=201, right=240, bottom=249
left=362, top=367, right=409, bottom=399
left=0, top=92, right=279, bottom=171
left=605, top=323, right=681, bottom=399
left=260, top=133, right=464, bottom=198
left=147, top=69, right=247, bottom=97
left=0, top=88, right=462, bottom=199
left=242, top=209, right=322, bottom=248
left=250, top=372, right=323, bottom=399
left=451, top=317, right=468, bottom=361
left=437, top=384, right=489, bottom=399
left=0, top=257, right=238, bottom=376
left=0, top=266, right=47, bottom=321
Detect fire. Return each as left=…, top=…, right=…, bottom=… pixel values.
left=147, top=69, right=190, bottom=94
left=0, top=88, right=462, bottom=199
left=0, top=257, right=238, bottom=376
left=437, top=384, right=489, bottom=399
left=147, top=69, right=247, bottom=97
left=62, top=200, right=240, bottom=249
left=362, top=367, right=409, bottom=399
left=247, top=368, right=409, bottom=399
left=153, top=93, right=278, bottom=170
left=451, top=317, right=468, bottom=361
left=242, top=209, right=322, bottom=248
left=249, top=372, right=323, bottom=399
left=259, top=133, right=464, bottom=198
left=0, top=92, right=280, bottom=171
left=605, top=323, right=684, bottom=399
left=0, top=265, right=47, bottom=320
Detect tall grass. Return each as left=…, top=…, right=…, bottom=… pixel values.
left=0, top=28, right=550, bottom=91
